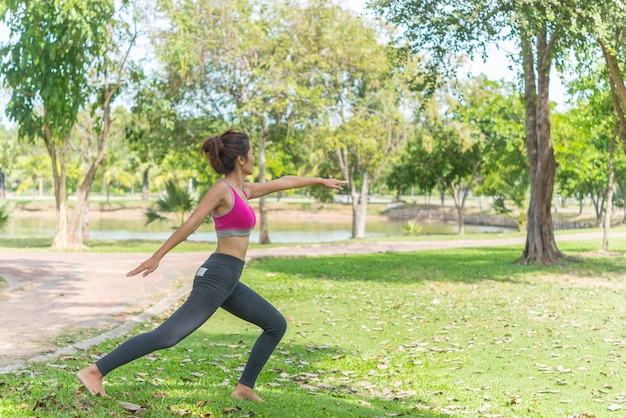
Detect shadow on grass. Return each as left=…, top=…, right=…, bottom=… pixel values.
left=248, top=244, right=626, bottom=285
left=249, top=246, right=528, bottom=285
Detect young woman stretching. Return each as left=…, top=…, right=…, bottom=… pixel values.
left=77, top=129, right=347, bottom=402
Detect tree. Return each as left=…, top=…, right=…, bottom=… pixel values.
left=553, top=108, right=611, bottom=228
left=372, top=0, right=586, bottom=264
left=145, top=180, right=195, bottom=228
left=0, top=0, right=138, bottom=248
left=303, top=7, right=417, bottom=239
left=333, top=103, right=409, bottom=238
left=392, top=91, right=484, bottom=234
left=554, top=62, right=623, bottom=252
left=152, top=0, right=298, bottom=244
left=151, top=0, right=397, bottom=243
left=468, top=79, right=528, bottom=231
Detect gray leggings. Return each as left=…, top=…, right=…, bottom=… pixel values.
left=95, top=253, right=287, bottom=389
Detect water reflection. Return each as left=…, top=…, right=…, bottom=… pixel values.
left=1, top=216, right=514, bottom=244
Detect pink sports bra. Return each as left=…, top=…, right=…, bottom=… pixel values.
left=212, top=179, right=256, bottom=237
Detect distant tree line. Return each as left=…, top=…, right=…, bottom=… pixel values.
left=1, top=0, right=625, bottom=264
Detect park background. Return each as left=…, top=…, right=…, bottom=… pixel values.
left=1, top=0, right=626, bottom=417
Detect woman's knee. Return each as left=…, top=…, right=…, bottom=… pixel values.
left=271, top=314, right=288, bottom=338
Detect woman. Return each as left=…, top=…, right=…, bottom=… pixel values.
left=77, top=129, right=347, bottom=402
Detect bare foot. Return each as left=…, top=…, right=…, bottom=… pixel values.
left=231, top=383, right=264, bottom=402
left=76, top=364, right=107, bottom=397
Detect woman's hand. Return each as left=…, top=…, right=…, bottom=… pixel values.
left=320, top=178, right=348, bottom=190
left=127, top=256, right=161, bottom=278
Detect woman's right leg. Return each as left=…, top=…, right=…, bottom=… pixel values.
left=95, top=283, right=224, bottom=375
left=77, top=254, right=244, bottom=395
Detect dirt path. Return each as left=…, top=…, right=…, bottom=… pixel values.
left=0, top=232, right=614, bottom=373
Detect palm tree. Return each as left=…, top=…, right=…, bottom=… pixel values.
left=145, top=180, right=195, bottom=228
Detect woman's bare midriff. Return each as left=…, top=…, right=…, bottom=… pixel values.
left=214, top=235, right=250, bottom=261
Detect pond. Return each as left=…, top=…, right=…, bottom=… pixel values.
left=0, top=215, right=515, bottom=244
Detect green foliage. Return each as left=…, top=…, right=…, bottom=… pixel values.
left=401, top=220, right=422, bottom=235
left=0, top=201, right=9, bottom=229
left=390, top=83, right=484, bottom=200
left=464, top=78, right=528, bottom=230
left=553, top=66, right=620, bottom=225
left=145, top=180, right=196, bottom=228
left=0, top=0, right=114, bottom=141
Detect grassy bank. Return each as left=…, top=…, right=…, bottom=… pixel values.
left=1, top=237, right=626, bottom=417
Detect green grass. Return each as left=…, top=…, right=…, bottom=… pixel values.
left=2, top=238, right=626, bottom=417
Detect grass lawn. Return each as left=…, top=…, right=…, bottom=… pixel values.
left=1, top=237, right=626, bottom=417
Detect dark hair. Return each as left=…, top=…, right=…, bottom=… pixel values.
left=201, top=129, right=251, bottom=174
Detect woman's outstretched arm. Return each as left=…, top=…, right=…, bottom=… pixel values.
left=244, top=176, right=347, bottom=199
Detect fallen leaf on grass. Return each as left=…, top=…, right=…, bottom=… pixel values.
left=355, top=381, right=376, bottom=390
left=317, top=382, right=335, bottom=390
left=478, top=403, right=491, bottom=413
left=557, top=365, right=572, bottom=373
left=393, top=390, right=416, bottom=399
left=413, top=403, right=432, bottom=411
left=168, top=407, right=192, bottom=416
left=120, top=401, right=146, bottom=411
left=607, top=404, right=622, bottom=411
left=223, top=406, right=242, bottom=413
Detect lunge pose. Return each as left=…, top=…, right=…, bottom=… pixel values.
left=77, top=129, right=346, bottom=401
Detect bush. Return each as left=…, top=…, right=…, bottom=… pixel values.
left=402, top=220, right=422, bottom=236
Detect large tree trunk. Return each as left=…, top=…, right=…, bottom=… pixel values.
left=520, top=28, right=562, bottom=265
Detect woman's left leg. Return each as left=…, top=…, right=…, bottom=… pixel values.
left=220, top=282, right=287, bottom=390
